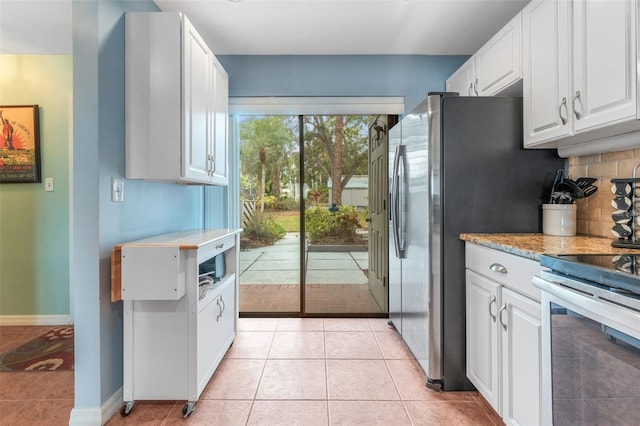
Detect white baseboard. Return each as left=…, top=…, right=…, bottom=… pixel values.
left=101, top=387, right=123, bottom=424
left=68, top=407, right=101, bottom=426
left=0, top=315, right=72, bottom=326
left=67, top=387, right=122, bottom=426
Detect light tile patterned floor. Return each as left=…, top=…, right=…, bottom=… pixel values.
left=0, top=319, right=503, bottom=425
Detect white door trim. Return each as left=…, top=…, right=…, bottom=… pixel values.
left=229, top=96, right=405, bottom=115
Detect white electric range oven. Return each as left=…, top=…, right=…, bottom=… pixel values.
left=533, top=254, right=640, bottom=426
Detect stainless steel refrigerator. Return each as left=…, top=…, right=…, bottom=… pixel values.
left=388, top=93, right=563, bottom=391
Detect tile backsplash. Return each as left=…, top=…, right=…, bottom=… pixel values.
left=567, top=148, right=639, bottom=237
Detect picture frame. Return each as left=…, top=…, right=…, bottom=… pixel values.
left=0, top=105, right=41, bottom=183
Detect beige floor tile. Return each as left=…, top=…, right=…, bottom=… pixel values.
left=104, top=400, right=176, bottom=425
left=325, top=332, right=382, bottom=359
left=268, top=331, right=325, bottom=359
left=0, top=399, right=74, bottom=426
left=472, top=393, right=504, bottom=425
left=200, top=358, right=265, bottom=400
left=276, top=318, right=325, bottom=331
left=225, top=331, right=274, bottom=358
left=163, top=400, right=252, bottom=425
left=323, top=318, right=372, bottom=332
left=329, top=400, right=412, bottom=426
left=0, top=371, right=74, bottom=400
left=404, top=400, right=498, bottom=426
left=256, top=359, right=327, bottom=400
left=368, top=318, right=396, bottom=332
left=386, top=359, right=477, bottom=401
left=327, top=359, right=399, bottom=400
left=237, top=318, right=279, bottom=331
left=247, top=400, right=328, bottom=426
left=374, top=331, right=414, bottom=359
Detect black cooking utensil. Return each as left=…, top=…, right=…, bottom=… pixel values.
left=550, top=169, right=564, bottom=203
left=582, top=185, right=598, bottom=198
left=575, top=177, right=597, bottom=189
left=556, top=179, right=584, bottom=199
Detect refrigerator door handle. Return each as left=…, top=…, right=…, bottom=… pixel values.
left=397, top=145, right=406, bottom=258
left=391, top=145, right=402, bottom=258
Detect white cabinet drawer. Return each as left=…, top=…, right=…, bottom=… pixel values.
left=198, top=235, right=235, bottom=264
left=465, top=243, right=542, bottom=301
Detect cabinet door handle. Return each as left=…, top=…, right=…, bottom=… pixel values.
left=572, top=91, right=582, bottom=120
left=489, top=263, right=507, bottom=274
left=468, top=82, right=474, bottom=96
left=473, top=78, right=479, bottom=95
left=498, top=303, right=508, bottom=331
left=216, top=243, right=224, bottom=249
left=219, top=296, right=225, bottom=314
left=559, top=97, right=568, bottom=125
left=488, top=295, right=497, bottom=322
left=216, top=298, right=222, bottom=322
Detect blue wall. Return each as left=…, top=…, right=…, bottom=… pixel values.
left=72, top=0, right=205, bottom=415
left=218, top=55, right=468, bottom=113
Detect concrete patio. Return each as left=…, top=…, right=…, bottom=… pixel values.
left=240, top=233, right=369, bottom=285
left=239, top=233, right=382, bottom=314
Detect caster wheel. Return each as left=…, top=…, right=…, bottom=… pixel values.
left=182, top=401, right=196, bottom=418
left=120, top=401, right=135, bottom=417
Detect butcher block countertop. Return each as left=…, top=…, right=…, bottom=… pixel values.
left=459, top=233, right=633, bottom=261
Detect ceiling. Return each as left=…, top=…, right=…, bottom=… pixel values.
left=0, top=0, right=528, bottom=56
left=154, top=0, right=529, bottom=55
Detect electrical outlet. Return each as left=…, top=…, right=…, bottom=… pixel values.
left=111, top=177, right=124, bottom=202
left=45, top=177, right=54, bottom=192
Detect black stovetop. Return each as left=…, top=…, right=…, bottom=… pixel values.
left=540, top=254, right=640, bottom=296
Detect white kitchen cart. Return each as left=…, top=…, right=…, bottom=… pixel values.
left=116, top=229, right=241, bottom=418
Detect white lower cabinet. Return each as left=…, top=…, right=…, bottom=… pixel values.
left=465, top=243, right=542, bottom=426
left=466, top=270, right=500, bottom=410
left=120, top=229, right=241, bottom=418
left=501, top=287, right=542, bottom=426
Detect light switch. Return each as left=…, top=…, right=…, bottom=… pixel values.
left=45, top=177, right=54, bottom=192
left=111, top=177, right=124, bottom=202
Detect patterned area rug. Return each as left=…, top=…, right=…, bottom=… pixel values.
left=0, top=327, right=74, bottom=371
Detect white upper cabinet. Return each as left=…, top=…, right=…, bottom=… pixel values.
left=522, top=0, right=572, bottom=145
left=446, top=12, right=522, bottom=97
left=183, top=18, right=214, bottom=183
left=125, top=12, right=229, bottom=185
left=523, top=0, right=639, bottom=151
left=446, top=57, right=476, bottom=96
left=475, top=13, right=522, bottom=96
left=211, top=59, right=229, bottom=185
left=572, top=0, right=637, bottom=132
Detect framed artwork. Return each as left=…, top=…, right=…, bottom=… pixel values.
left=0, top=105, right=41, bottom=183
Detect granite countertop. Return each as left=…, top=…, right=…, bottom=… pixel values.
left=459, top=233, right=635, bottom=261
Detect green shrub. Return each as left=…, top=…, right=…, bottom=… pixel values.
left=263, top=195, right=299, bottom=211
left=305, top=205, right=360, bottom=243
left=305, top=207, right=333, bottom=241
left=243, top=213, right=286, bottom=247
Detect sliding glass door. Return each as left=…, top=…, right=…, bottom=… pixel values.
left=238, top=115, right=300, bottom=313
left=238, top=114, right=389, bottom=316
